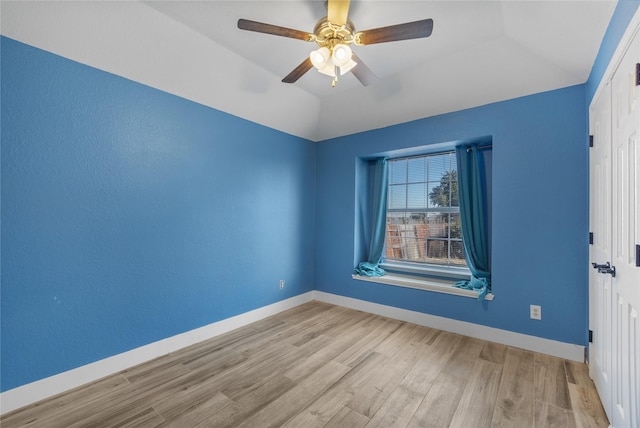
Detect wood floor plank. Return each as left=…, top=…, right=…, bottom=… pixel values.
left=43, top=362, right=194, bottom=428
left=180, top=340, right=299, bottom=403
left=155, top=392, right=234, bottom=428
left=448, top=359, right=503, bottom=428
left=373, top=322, right=431, bottom=357
left=534, top=400, right=577, bottom=428
left=284, top=311, right=346, bottom=347
left=479, top=341, right=508, bottom=365
left=221, top=335, right=333, bottom=400
left=284, top=332, right=362, bottom=382
left=422, top=329, right=443, bottom=346
left=281, top=351, right=387, bottom=428
left=226, top=372, right=297, bottom=406
left=325, top=406, right=370, bottom=428
left=0, top=374, right=131, bottom=428
left=67, top=398, right=161, bottom=428
left=358, top=312, right=392, bottom=331
left=406, top=371, right=468, bottom=428
left=123, top=356, right=191, bottom=384
left=364, top=385, right=424, bottom=428
left=236, top=360, right=351, bottom=428
left=151, top=373, right=235, bottom=421
left=567, top=383, right=609, bottom=428
left=65, top=379, right=185, bottom=428
left=535, top=353, right=573, bottom=410
left=176, top=317, right=289, bottom=367
left=563, top=359, right=609, bottom=427
left=291, top=305, right=372, bottom=342
left=399, top=331, right=461, bottom=394
left=491, top=347, right=535, bottom=427
left=198, top=375, right=296, bottom=428
left=276, top=301, right=335, bottom=325
left=1, top=302, right=608, bottom=428
left=408, top=335, right=487, bottom=428
left=113, top=406, right=165, bottom=428
left=441, top=335, right=484, bottom=378
left=334, top=318, right=403, bottom=367
left=345, top=344, right=419, bottom=418
left=564, top=360, right=596, bottom=389
left=192, top=402, right=244, bottom=428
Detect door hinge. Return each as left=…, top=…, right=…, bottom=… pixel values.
left=636, top=63, right=640, bottom=86
left=589, top=330, right=593, bottom=343
left=636, top=244, right=640, bottom=267
left=589, top=135, right=594, bottom=148
left=589, top=232, right=594, bottom=245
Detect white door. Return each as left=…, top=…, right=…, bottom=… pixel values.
left=610, top=29, right=640, bottom=428
left=589, top=80, right=614, bottom=420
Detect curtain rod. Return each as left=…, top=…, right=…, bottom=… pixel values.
left=388, top=150, right=455, bottom=162
left=466, top=144, right=493, bottom=152
left=384, top=144, right=493, bottom=162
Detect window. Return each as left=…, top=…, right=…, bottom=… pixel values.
left=385, top=151, right=466, bottom=269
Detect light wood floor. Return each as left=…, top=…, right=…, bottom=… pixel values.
left=2, top=301, right=609, bottom=428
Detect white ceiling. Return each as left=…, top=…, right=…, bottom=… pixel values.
left=1, top=1, right=617, bottom=141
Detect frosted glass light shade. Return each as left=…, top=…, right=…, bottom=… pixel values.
left=339, top=59, right=357, bottom=75
left=310, top=47, right=331, bottom=69
left=331, top=44, right=352, bottom=67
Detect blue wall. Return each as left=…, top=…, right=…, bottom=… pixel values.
left=0, top=37, right=316, bottom=391
left=315, top=85, right=589, bottom=346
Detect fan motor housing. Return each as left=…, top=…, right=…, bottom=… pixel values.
left=314, top=17, right=355, bottom=48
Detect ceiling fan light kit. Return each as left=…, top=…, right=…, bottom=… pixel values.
left=237, top=0, right=433, bottom=87
left=310, top=44, right=357, bottom=86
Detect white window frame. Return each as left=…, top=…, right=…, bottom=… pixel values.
left=383, top=151, right=470, bottom=280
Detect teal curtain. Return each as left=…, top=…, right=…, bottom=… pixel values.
left=354, top=158, right=388, bottom=277
left=454, top=146, right=491, bottom=300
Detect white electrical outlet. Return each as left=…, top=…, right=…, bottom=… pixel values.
left=530, top=305, right=542, bottom=320
left=279, top=280, right=285, bottom=289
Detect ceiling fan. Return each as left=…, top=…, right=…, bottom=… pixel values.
left=237, top=0, right=433, bottom=87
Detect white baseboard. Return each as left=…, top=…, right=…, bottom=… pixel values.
left=0, top=292, right=315, bottom=415
left=313, top=291, right=585, bottom=363
left=1, top=290, right=585, bottom=415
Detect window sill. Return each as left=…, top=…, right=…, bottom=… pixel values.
left=380, top=262, right=471, bottom=281
left=351, top=272, right=494, bottom=300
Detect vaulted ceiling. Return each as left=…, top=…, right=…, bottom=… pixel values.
left=1, top=1, right=617, bottom=141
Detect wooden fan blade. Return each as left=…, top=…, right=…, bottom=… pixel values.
left=327, top=0, right=350, bottom=26
left=238, top=19, right=313, bottom=41
left=282, top=57, right=314, bottom=83
left=351, top=53, right=377, bottom=86
left=355, top=18, right=433, bottom=45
